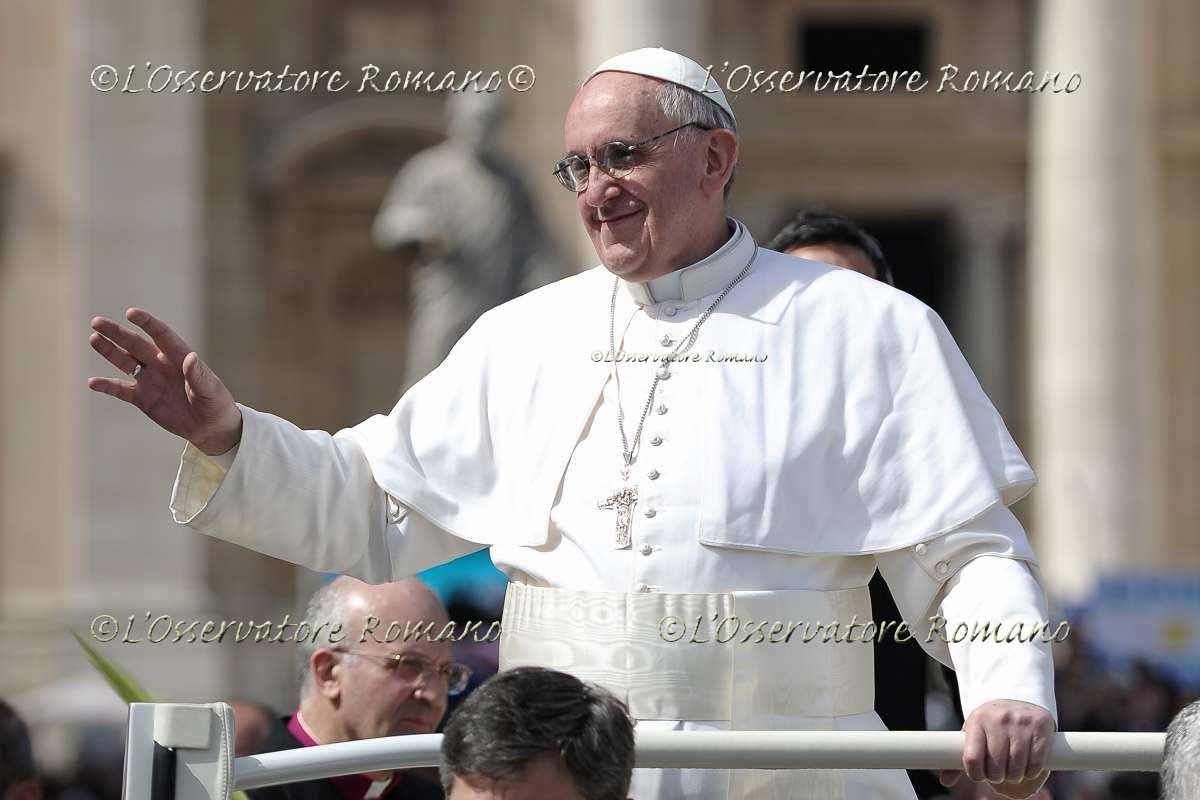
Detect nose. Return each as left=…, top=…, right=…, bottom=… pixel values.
left=582, top=161, right=622, bottom=209
left=410, top=673, right=442, bottom=705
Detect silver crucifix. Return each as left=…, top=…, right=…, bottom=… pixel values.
left=598, top=483, right=638, bottom=549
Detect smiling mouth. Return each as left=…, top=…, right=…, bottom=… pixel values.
left=596, top=208, right=644, bottom=225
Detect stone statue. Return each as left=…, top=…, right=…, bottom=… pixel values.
left=373, top=91, right=560, bottom=392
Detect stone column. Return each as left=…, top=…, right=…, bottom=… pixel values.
left=578, top=0, right=713, bottom=75
left=957, top=199, right=1023, bottom=422
left=1028, top=0, right=1164, bottom=600
left=0, top=0, right=224, bottom=708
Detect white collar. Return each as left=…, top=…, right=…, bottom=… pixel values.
left=621, top=219, right=754, bottom=306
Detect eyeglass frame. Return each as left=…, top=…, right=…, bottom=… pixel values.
left=552, top=121, right=713, bottom=192
left=332, top=647, right=473, bottom=695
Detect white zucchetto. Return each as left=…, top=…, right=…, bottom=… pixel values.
left=586, top=46, right=735, bottom=122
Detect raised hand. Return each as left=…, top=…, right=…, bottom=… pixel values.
left=87, top=308, right=242, bottom=455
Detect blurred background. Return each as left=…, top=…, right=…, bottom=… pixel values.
left=1, top=1, right=1197, bottom=798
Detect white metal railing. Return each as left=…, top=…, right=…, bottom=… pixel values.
left=234, top=730, right=1165, bottom=789
left=122, top=704, right=1167, bottom=800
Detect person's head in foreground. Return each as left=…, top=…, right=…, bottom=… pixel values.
left=558, top=47, right=739, bottom=283
left=440, top=667, right=635, bottom=800
left=298, top=576, right=468, bottom=778
left=769, top=210, right=895, bottom=286
left=0, top=700, right=40, bottom=800
left=1163, top=699, right=1200, bottom=799
left=229, top=699, right=279, bottom=757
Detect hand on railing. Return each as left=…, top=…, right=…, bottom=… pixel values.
left=938, top=699, right=1056, bottom=799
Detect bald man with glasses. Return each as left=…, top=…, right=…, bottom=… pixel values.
left=243, top=576, right=462, bottom=800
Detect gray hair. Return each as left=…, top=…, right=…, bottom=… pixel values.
left=296, top=577, right=358, bottom=698
left=655, top=81, right=738, bottom=200
left=1164, top=700, right=1200, bottom=799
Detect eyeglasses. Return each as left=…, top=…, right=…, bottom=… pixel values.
left=336, top=649, right=473, bottom=695
left=553, top=122, right=711, bottom=192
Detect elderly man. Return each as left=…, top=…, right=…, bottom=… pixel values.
left=88, top=47, right=1056, bottom=799
left=244, top=577, right=460, bottom=800
left=440, top=667, right=634, bottom=800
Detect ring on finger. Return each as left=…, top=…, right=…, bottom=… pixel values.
left=131, top=362, right=144, bottom=379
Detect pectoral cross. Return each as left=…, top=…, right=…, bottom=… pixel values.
left=598, top=480, right=638, bottom=549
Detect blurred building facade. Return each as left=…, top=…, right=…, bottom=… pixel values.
left=1, top=0, right=1197, bottom=775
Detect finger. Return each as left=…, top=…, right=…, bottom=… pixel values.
left=1007, top=733, right=1029, bottom=783
left=962, top=722, right=989, bottom=783
left=937, top=769, right=962, bottom=787
left=91, top=316, right=160, bottom=366
left=87, top=376, right=138, bottom=403
left=182, top=350, right=222, bottom=402
left=126, top=308, right=192, bottom=367
left=89, top=332, right=140, bottom=375
left=985, top=726, right=1010, bottom=784
left=1027, top=732, right=1052, bottom=779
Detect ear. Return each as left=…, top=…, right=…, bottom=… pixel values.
left=700, top=128, right=738, bottom=198
left=311, top=649, right=341, bottom=701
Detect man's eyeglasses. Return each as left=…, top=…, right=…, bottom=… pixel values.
left=336, top=648, right=473, bottom=695
left=553, top=121, right=712, bottom=192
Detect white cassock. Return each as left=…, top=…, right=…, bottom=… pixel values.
left=173, top=219, right=1057, bottom=799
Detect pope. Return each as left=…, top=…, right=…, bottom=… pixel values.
left=88, top=48, right=1057, bottom=799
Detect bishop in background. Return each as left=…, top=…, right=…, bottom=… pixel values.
left=88, top=48, right=1057, bottom=799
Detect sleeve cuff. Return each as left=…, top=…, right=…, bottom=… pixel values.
left=170, top=440, right=232, bottom=524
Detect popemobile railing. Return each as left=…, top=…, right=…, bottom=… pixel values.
left=121, top=703, right=1167, bottom=800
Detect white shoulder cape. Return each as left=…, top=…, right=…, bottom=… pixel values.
left=342, top=250, right=1035, bottom=555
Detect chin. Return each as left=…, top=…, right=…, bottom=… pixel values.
left=594, top=242, right=648, bottom=278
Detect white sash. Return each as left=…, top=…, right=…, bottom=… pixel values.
left=499, top=584, right=920, bottom=799
left=499, top=583, right=876, bottom=722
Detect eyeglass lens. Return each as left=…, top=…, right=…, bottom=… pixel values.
left=556, top=142, right=640, bottom=191
left=391, top=654, right=471, bottom=694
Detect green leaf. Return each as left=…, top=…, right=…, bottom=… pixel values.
left=71, top=631, right=252, bottom=800
left=70, top=630, right=157, bottom=703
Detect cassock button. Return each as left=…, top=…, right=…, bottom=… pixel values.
left=665, top=306, right=678, bottom=317
left=649, top=435, right=663, bottom=446
left=660, top=334, right=673, bottom=347
left=914, top=543, right=928, bottom=557
left=644, top=508, right=656, bottom=518
left=655, top=404, right=668, bottom=415
left=935, top=561, right=949, bottom=576
left=647, top=469, right=660, bottom=480
left=640, top=544, right=653, bottom=556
